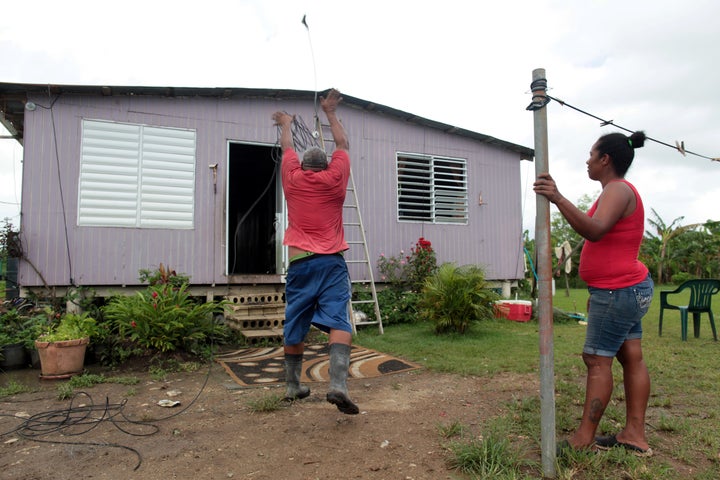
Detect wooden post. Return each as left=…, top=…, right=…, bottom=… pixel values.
left=530, top=68, right=556, bottom=478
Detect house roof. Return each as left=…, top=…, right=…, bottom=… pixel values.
left=0, top=82, right=534, bottom=159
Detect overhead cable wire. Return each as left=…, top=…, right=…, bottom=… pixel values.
left=301, top=15, right=320, bottom=124
left=545, top=94, right=719, bottom=162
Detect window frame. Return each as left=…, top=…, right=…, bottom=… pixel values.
left=396, top=152, right=468, bottom=224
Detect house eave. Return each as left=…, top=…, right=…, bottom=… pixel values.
left=0, top=82, right=535, bottom=159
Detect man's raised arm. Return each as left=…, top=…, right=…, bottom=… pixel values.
left=272, top=111, right=294, bottom=152
left=320, top=89, right=348, bottom=151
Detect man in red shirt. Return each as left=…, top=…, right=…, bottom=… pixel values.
left=272, top=89, right=358, bottom=414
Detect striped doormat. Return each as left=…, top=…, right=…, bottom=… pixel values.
left=216, top=344, right=421, bottom=387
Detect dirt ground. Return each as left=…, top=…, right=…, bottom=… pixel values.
left=0, top=352, right=541, bottom=480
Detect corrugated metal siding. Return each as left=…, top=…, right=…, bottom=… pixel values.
left=18, top=92, right=528, bottom=289
left=348, top=112, right=526, bottom=282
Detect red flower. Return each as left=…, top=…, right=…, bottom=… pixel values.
left=417, top=237, right=432, bottom=250
left=131, top=321, right=137, bottom=328
left=152, top=291, right=158, bottom=298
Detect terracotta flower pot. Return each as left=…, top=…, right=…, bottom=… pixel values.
left=34, top=337, right=89, bottom=380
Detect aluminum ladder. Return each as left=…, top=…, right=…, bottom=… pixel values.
left=315, top=116, right=384, bottom=334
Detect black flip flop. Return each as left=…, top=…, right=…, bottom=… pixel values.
left=595, top=434, right=653, bottom=457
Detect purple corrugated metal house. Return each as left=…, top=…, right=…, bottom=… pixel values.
left=0, top=82, right=533, bottom=301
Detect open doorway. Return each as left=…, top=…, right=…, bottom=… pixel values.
left=227, top=142, right=283, bottom=275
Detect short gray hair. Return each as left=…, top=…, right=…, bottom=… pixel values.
left=302, top=147, right=328, bottom=170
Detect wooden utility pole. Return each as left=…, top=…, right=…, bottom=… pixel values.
left=529, top=68, right=556, bottom=478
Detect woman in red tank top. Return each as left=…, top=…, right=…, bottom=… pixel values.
left=534, top=131, right=654, bottom=457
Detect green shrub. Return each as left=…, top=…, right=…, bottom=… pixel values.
left=377, top=288, right=420, bottom=325
left=419, top=263, right=499, bottom=334
left=103, top=283, right=226, bottom=352
left=670, top=271, right=695, bottom=285
left=352, top=287, right=421, bottom=326
left=0, top=309, right=24, bottom=345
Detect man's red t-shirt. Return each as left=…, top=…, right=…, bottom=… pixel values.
left=281, top=148, right=350, bottom=254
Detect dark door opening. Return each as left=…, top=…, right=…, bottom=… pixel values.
left=227, top=143, right=281, bottom=275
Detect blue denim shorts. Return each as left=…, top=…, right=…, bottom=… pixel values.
left=284, top=254, right=352, bottom=346
left=583, top=274, right=654, bottom=357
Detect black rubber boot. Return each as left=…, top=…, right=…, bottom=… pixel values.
left=326, top=343, right=359, bottom=414
left=284, top=353, right=310, bottom=400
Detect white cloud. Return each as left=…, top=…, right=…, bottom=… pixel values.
left=2, top=0, right=719, bottom=236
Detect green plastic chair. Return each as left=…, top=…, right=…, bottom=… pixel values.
left=659, top=279, right=720, bottom=341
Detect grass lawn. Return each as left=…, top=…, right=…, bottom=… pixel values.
left=355, top=286, right=720, bottom=480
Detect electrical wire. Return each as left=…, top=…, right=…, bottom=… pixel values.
left=301, top=15, right=320, bottom=121
left=45, top=87, right=75, bottom=285
left=17, top=92, right=72, bottom=288
left=289, top=114, right=322, bottom=152
left=546, top=94, right=719, bottom=162
left=1, top=330, right=220, bottom=471
left=1, top=392, right=155, bottom=470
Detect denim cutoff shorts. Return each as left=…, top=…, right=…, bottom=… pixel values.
left=583, top=274, right=654, bottom=357
left=284, top=253, right=352, bottom=346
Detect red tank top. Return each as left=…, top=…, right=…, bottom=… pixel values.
left=579, top=180, right=648, bottom=288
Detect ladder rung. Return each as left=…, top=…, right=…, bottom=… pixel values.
left=354, top=321, right=380, bottom=326
left=344, top=222, right=361, bottom=226
left=345, top=260, right=370, bottom=265
left=351, top=299, right=376, bottom=305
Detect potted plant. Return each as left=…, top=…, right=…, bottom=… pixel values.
left=35, top=311, right=97, bottom=379
left=0, top=308, right=31, bottom=370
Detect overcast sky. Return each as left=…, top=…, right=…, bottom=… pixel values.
left=1, top=0, right=718, bottom=238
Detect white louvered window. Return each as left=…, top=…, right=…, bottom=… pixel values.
left=78, top=119, right=196, bottom=229
left=396, top=153, right=468, bottom=224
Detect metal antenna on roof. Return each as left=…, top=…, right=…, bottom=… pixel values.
left=301, top=14, right=320, bottom=139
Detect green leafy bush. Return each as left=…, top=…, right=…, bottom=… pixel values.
left=103, top=283, right=226, bottom=352
left=353, top=287, right=420, bottom=326
left=670, top=271, right=694, bottom=285
left=419, top=263, right=499, bottom=334
left=0, top=309, right=24, bottom=345
left=37, top=311, right=97, bottom=342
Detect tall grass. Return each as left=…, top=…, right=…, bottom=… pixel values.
left=355, top=285, right=720, bottom=479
